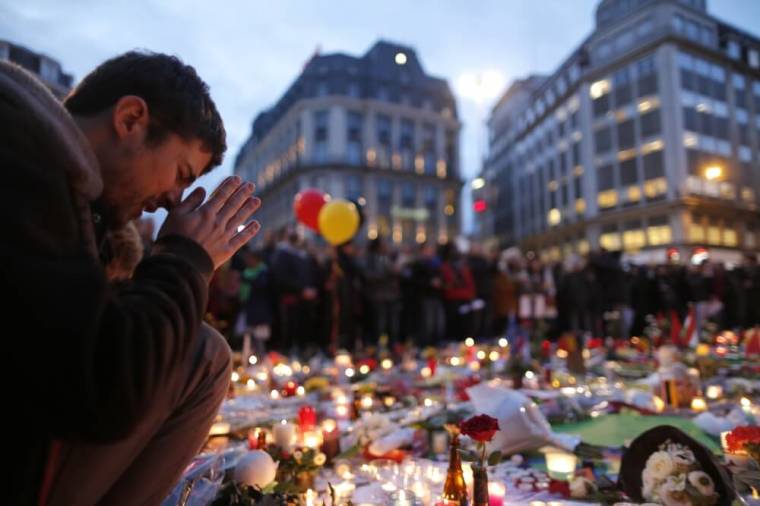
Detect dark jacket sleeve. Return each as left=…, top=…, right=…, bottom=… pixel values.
left=1, top=130, right=213, bottom=443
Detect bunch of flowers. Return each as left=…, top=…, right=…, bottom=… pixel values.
left=724, top=426, right=760, bottom=463
left=641, top=440, right=718, bottom=506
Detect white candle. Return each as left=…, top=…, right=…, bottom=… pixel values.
left=272, top=420, right=296, bottom=452
left=431, top=431, right=448, bottom=455
left=305, top=489, right=317, bottom=506
left=545, top=449, right=577, bottom=481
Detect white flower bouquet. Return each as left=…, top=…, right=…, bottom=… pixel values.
left=641, top=440, right=718, bottom=506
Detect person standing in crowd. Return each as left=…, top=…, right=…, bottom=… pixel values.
left=490, top=254, right=518, bottom=337
left=328, top=242, right=366, bottom=351
left=238, top=247, right=274, bottom=356
left=467, top=242, right=493, bottom=338
left=269, top=230, right=318, bottom=353
left=361, top=237, right=400, bottom=345
left=406, top=242, right=445, bottom=346
left=2, top=52, right=261, bottom=505
left=440, top=242, right=476, bottom=342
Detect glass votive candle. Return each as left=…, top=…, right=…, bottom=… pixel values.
left=705, top=385, right=723, bottom=400
left=690, top=396, right=708, bottom=412
left=488, top=482, right=505, bottom=506
left=544, top=449, right=577, bottom=481
left=391, top=489, right=416, bottom=506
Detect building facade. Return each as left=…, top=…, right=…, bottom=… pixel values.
left=478, top=0, right=760, bottom=263
left=0, top=40, right=73, bottom=97
left=234, top=41, right=462, bottom=245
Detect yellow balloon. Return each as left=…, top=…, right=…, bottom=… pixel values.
left=318, top=199, right=360, bottom=245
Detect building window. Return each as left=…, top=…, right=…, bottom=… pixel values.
left=594, top=127, right=613, bottom=154
left=346, top=175, right=362, bottom=201
left=346, top=111, right=363, bottom=165
left=647, top=216, right=672, bottom=245
left=313, top=109, right=329, bottom=163
left=376, top=114, right=392, bottom=168
left=643, top=151, right=664, bottom=180
left=640, top=109, right=661, bottom=138
left=422, top=123, right=436, bottom=175
left=378, top=179, right=393, bottom=203
left=401, top=182, right=416, bottom=207
left=636, top=54, right=658, bottom=96
left=400, top=119, right=415, bottom=170
left=726, top=40, right=741, bottom=60
left=623, top=222, right=646, bottom=251
left=598, top=190, right=619, bottom=209
left=617, top=119, right=635, bottom=150
left=613, top=67, right=633, bottom=106
left=600, top=227, right=621, bottom=251
left=643, top=177, right=667, bottom=199
left=620, top=158, right=638, bottom=186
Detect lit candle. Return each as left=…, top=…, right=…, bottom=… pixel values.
left=488, top=482, right=506, bottom=506
left=740, top=397, right=752, bottom=414
left=302, top=430, right=324, bottom=449
left=691, top=396, right=708, bottom=412
left=305, top=489, right=317, bottom=506
left=412, top=480, right=431, bottom=506
left=209, top=421, right=230, bottom=437
left=705, top=385, right=723, bottom=400
left=335, top=352, right=352, bottom=368
left=391, top=490, right=415, bottom=506
left=431, top=430, right=448, bottom=455
left=272, top=420, right=296, bottom=452
left=360, top=394, right=374, bottom=410
left=544, top=449, right=577, bottom=481
left=335, top=481, right=356, bottom=503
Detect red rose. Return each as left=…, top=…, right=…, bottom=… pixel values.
left=459, top=414, right=500, bottom=443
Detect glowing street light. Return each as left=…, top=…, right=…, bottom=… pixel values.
left=471, top=177, right=486, bottom=190
left=456, top=70, right=505, bottom=103
left=704, top=165, right=723, bottom=180
left=395, top=52, right=407, bottom=65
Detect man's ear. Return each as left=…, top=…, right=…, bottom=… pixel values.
left=111, top=95, right=149, bottom=143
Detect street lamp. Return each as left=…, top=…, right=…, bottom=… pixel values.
left=471, top=177, right=486, bottom=190
left=704, top=165, right=723, bottom=181
left=456, top=70, right=505, bottom=104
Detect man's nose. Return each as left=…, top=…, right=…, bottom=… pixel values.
left=162, top=188, right=184, bottom=210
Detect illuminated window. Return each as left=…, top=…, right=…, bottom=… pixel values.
left=647, top=224, right=672, bottom=245
left=600, top=232, right=621, bottom=251
left=689, top=223, right=704, bottom=243
left=414, top=155, right=425, bottom=174
left=577, top=239, right=590, bottom=255
left=547, top=208, right=562, bottom=226
left=623, top=229, right=646, bottom=251
left=436, top=160, right=447, bottom=178
left=598, top=190, right=618, bottom=208
left=590, top=79, right=611, bottom=99
left=707, top=225, right=721, bottom=245
left=575, top=198, right=586, bottom=214
left=741, top=187, right=756, bottom=203
left=723, top=228, right=738, bottom=247
left=548, top=247, right=561, bottom=262
left=627, top=185, right=642, bottom=203
left=641, top=139, right=664, bottom=154
left=643, top=177, right=667, bottom=198
left=573, top=165, right=584, bottom=176
left=719, top=183, right=735, bottom=199
left=548, top=180, right=559, bottom=191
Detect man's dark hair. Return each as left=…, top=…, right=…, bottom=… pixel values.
left=64, top=50, right=226, bottom=172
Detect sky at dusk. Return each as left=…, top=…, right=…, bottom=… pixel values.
left=3, top=0, right=759, bottom=231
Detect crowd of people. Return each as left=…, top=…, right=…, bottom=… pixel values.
left=182, top=228, right=760, bottom=355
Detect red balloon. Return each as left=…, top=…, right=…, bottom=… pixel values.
left=293, top=189, right=327, bottom=230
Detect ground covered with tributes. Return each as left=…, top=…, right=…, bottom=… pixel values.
left=164, top=330, right=760, bottom=506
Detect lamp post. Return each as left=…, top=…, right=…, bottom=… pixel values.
left=456, top=71, right=505, bottom=240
